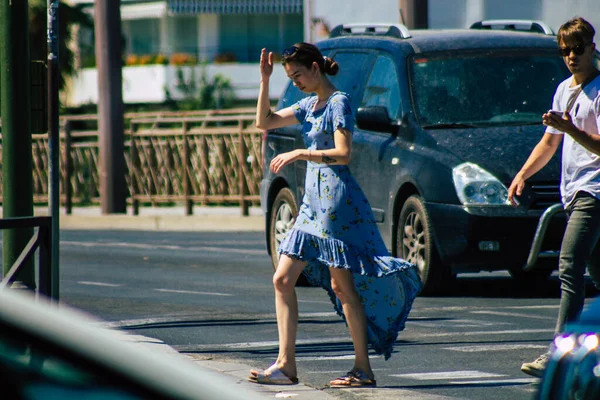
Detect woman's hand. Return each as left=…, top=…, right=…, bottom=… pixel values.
left=270, top=150, right=299, bottom=174
left=260, top=48, right=273, bottom=80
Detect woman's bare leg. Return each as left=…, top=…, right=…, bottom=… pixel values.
left=251, top=254, right=306, bottom=378
left=329, top=267, right=374, bottom=379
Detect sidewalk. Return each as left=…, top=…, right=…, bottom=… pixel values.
left=120, top=331, right=335, bottom=400
left=28, top=206, right=332, bottom=398
left=24, top=205, right=265, bottom=232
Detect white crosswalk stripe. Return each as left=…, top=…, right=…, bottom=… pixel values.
left=443, top=344, right=548, bottom=352
left=390, top=371, right=505, bottom=380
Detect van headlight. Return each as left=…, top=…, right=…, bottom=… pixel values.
left=452, top=163, right=510, bottom=206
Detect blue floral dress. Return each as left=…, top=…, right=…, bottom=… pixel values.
left=278, top=91, right=423, bottom=360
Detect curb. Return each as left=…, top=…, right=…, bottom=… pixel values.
left=59, top=214, right=264, bottom=232
left=2, top=206, right=266, bottom=232
left=122, top=332, right=333, bottom=399
left=186, top=358, right=335, bottom=400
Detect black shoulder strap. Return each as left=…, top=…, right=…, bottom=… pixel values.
left=566, top=70, right=600, bottom=114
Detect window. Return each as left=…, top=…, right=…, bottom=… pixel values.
left=219, top=14, right=303, bottom=62
left=360, top=55, right=401, bottom=119
left=173, top=16, right=198, bottom=56
left=127, top=19, right=160, bottom=54
left=410, top=51, right=570, bottom=126
left=327, top=51, right=376, bottom=110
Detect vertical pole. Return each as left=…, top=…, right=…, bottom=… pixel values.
left=183, top=122, right=193, bottom=216
left=48, top=0, right=60, bottom=300
left=303, top=0, right=311, bottom=42
left=399, top=0, right=428, bottom=29
left=238, top=120, right=248, bottom=216
left=0, top=0, right=35, bottom=287
left=130, top=121, right=139, bottom=216
left=64, top=120, right=73, bottom=215
left=95, top=0, right=126, bottom=214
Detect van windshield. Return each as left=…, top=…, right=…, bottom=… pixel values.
left=410, top=51, right=570, bottom=128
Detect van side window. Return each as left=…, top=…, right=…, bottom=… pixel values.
left=327, top=51, right=376, bottom=110
left=360, top=55, right=401, bottom=119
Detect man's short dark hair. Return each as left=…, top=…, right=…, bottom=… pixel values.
left=557, top=17, right=595, bottom=45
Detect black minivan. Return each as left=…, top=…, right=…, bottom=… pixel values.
left=260, top=22, right=586, bottom=294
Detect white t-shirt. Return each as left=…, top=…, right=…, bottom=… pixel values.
left=547, top=74, right=600, bottom=207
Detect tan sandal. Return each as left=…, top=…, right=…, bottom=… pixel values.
left=248, top=364, right=298, bottom=385
left=329, top=369, right=376, bottom=388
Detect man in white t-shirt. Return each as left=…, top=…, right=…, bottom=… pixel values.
left=508, top=16, right=600, bottom=378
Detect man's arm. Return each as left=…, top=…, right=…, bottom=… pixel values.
left=508, top=132, right=563, bottom=205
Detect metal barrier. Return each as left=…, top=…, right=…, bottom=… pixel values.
left=0, top=216, right=54, bottom=300
left=1, top=108, right=262, bottom=215
left=523, top=203, right=564, bottom=272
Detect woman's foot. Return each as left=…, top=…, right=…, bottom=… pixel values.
left=329, top=368, right=376, bottom=388
left=248, top=363, right=298, bottom=385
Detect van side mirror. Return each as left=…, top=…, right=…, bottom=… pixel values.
left=356, top=106, right=398, bottom=134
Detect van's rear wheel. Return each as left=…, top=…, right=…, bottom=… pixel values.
left=397, top=195, right=451, bottom=295
left=268, top=188, right=310, bottom=286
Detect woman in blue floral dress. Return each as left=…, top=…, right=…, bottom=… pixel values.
left=249, top=42, right=422, bottom=388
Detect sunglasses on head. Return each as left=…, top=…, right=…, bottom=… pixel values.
left=281, top=46, right=299, bottom=58
left=559, top=43, right=590, bottom=57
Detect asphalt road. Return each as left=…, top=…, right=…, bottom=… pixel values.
left=56, top=229, right=600, bottom=400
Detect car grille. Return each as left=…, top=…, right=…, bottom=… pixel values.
left=530, top=183, right=561, bottom=210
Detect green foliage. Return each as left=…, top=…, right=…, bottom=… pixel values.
left=172, top=66, right=236, bottom=110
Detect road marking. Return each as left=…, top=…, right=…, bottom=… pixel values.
left=470, top=310, right=555, bottom=320
left=443, top=344, right=548, bottom=352
left=299, top=312, right=337, bottom=317
left=176, top=336, right=351, bottom=351
left=507, top=305, right=558, bottom=309
left=416, top=305, right=558, bottom=312
left=410, top=319, right=510, bottom=328
left=298, top=300, right=330, bottom=304
left=61, top=240, right=265, bottom=256
left=305, top=368, right=389, bottom=374
left=297, top=354, right=383, bottom=361
left=154, top=288, right=233, bottom=297
left=78, top=281, right=122, bottom=287
left=391, top=371, right=505, bottom=380
left=418, top=328, right=554, bottom=338
left=448, top=378, right=538, bottom=385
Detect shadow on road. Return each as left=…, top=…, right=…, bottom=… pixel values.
left=430, top=275, right=600, bottom=299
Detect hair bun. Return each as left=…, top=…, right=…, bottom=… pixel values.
left=323, top=57, right=339, bottom=76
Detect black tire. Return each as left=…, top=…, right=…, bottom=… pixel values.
left=268, top=187, right=310, bottom=287
left=397, top=195, right=451, bottom=295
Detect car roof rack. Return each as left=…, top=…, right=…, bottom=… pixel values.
left=469, top=19, right=554, bottom=35
left=329, top=23, right=411, bottom=39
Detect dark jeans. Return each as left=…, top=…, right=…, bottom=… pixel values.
left=555, top=191, right=600, bottom=335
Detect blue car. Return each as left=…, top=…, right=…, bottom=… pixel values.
left=537, top=296, right=600, bottom=399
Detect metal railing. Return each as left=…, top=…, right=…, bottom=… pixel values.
left=523, top=203, right=565, bottom=272
left=0, top=216, right=54, bottom=300
left=0, top=108, right=262, bottom=215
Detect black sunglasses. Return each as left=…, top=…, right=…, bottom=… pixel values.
left=559, top=43, right=590, bottom=57
left=281, top=46, right=299, bottom=58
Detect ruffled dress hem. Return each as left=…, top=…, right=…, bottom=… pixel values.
left=278, top=229, right=423, bottom=360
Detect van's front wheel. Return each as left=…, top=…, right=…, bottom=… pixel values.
left=397, top=195, right=451, bottom=295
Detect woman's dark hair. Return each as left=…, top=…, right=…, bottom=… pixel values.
left=281, top=42, right=339, bottom=76
left=557, top=17, right=595, bottom=45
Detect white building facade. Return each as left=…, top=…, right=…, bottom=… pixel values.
left=66, top=0, right=600, bottom=107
